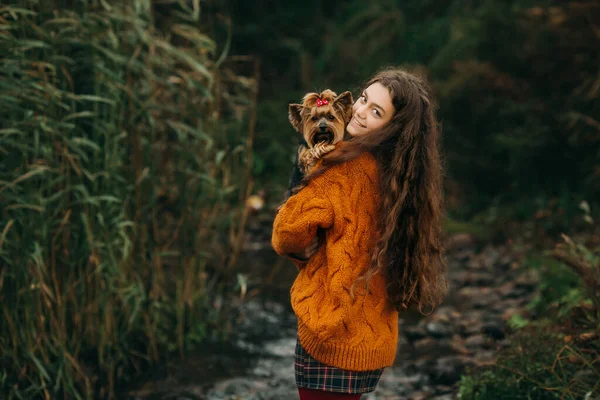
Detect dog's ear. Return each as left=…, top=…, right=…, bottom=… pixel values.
left=334, top=91, right=354, bottom=121
left=334, top=91, right=353, bottom=109
left=288, top=103, right=304, bottom=132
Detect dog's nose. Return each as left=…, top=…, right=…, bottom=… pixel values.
left=319, top=121, right=328, bottom=131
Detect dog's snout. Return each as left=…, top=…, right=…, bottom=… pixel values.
left=318, top=120, right=328, bottom=131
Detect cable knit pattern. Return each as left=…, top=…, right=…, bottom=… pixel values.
left=272, top=150, right=399, bottom=371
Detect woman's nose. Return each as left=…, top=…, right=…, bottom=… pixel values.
left=354, top=104, right=367, bottom=119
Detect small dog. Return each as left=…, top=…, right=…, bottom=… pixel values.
left=285, top=89, right=353, bottom=198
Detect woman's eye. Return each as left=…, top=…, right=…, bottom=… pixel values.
left=361, top=95, right=366, bottom=103
left=328, top=115, right=335, bottom=120
left=311, top=116, right=318, bottom=121
left=373, top=109, right=380, bottom=117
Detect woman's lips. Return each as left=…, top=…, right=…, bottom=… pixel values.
left=352, top=117, right=366, bottom=128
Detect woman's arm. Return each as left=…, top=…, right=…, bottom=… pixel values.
left=271, top=179, right=334, bottom=257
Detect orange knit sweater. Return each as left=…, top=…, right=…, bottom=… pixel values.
left=271, top=150, right=399, bottom=371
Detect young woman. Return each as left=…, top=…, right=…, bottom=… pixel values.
left=272, top=67, right=447, bottom=400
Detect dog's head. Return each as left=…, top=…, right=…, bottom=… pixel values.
left=288, top=90, right=354, bottom=148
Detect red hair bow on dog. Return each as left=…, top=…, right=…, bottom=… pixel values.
left=316, top=98, right=329, bottom=107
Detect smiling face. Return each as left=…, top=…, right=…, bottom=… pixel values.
left=346, top=82, right=395, bottom=137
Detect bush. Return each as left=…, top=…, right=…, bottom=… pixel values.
left=459, top=325, right=598, bottom=400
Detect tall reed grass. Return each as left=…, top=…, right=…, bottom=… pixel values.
left=0, top=1, right=257, bottom=398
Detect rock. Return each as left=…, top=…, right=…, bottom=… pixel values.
left=497, top=251, right=515, bottom=270
left=467, top=257, right=486, bottom=270
left=434, top=385, right=455, bottom=395
left=464, top=334, right=487, bottom=349
left=414, top=337, right=438, bottom=352
left=404, top=325, right=428, bottom=342
left=430, top=356, right=476, bottom=385
left=456, top=311, right=485, bottom=336
left=472, top=291, right=500, bottom=309
left=452, top=247, right=476, bottom=262
left=496, top=281, right=524, bottom=298
left=374, top=370, right=428, bottom=398
left=431, top=306, right=459, bottom=323
left=475, top=272, right=497, bottom=286
left=396, top=373, right=429, bottom=388
left=464, top=246, right=501, bottom=271
left=397, top=331, right=410, bottom=350
left=251, top=364, right=273, bottom=378
left=456, top=286, right=481, bottom=304
left=480, top=245, right=501, bottom=268
left=414, top=357, right=434, bottom=370
left=474, top=350, right=497, bottom=363
left=426, top=321, right=454, bottom=338
left=457, top=286, right=493, bottom=299
left=501, top=307, right=521, bottom=321
left=459, top=271, right=496, bottom=286
left=515, top=269, right=540, bottom=288
left=449, top=335, right=471, bottom=355
left=210, top=377, right=266, bottom=396
left=431, top=395, right=455, bottom=400
left=481, top=320, right=505, bottom=340
left=445, top=233, right=477, bottom=251
left=263, top=337, right=296, bottom=357
left=409, top=390, right=433, bottom=400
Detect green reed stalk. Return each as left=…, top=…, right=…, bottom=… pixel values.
left=0, top=1, right=256, bottom=398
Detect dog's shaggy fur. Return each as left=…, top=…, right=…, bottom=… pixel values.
left=285, top=89, right=353, bottom=198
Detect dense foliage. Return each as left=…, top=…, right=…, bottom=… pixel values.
left=226, top=0, right=600, bottom=223
left=0, top=1, right=255, bottom=398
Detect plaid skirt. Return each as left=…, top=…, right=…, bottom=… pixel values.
left=294, top=336, right=384, bottom=394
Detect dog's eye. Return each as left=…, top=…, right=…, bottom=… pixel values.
left=328, top=115, right=335, bottom=120
left=311, top=116, right=318, bottom=121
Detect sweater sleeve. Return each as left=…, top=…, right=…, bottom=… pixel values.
left=271, top=178, right=334, bottom=257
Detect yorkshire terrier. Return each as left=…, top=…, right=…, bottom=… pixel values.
left=285, top=89, right=353, bottom=198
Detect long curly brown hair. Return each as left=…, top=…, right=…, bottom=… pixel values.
left=304, top=67, right=447, bottom=314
